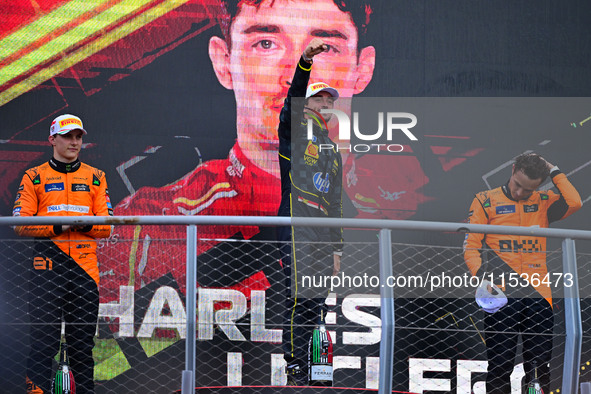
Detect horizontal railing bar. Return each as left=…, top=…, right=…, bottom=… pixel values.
left=1, top=215, right=591, bottom=240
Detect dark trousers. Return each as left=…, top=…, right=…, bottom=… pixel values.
left=277, top=225, right=328, bottom=365
left=28, top=243, right=98, bottom=393
left=282, top=295, right=326, bottom=365
left=484, top=297, right=553, bottom=394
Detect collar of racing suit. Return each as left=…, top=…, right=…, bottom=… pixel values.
left=301, top=109, right=329, bottom=135
left=49, top=157, right=81, bottom=174
left=501, top=180, right=516, bottom=202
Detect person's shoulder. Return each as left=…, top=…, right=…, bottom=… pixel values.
left=472, top=187, right=507, bottom=208
left=533, top=188, right=554, bottom=202
left=473, top=188, right=494, bottom=201
left=23, top=161, right=49, bottom=179
left=80, top=162, right=106, bottom=178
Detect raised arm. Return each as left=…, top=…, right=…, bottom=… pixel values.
left=277, top=38, right=329, bottom=144
left=543, top=160, right=582, bottom=223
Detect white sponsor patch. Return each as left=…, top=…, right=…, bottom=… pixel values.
left=310, top=365, right=333, bottom=381
left=47, top=204, right=90, bottom=213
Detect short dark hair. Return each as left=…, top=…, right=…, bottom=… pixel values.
left=514, top=153, right=550, bottom=182
left=215, top=0, right=374, bottom=52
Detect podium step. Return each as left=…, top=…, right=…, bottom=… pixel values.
left=173, top=386, right=416, bottom=394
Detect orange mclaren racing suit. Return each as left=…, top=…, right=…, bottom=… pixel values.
left=463, top=169, right=581, bottom=394
left=464, top=170, right=581, bottom=304
left=13, top=157, right=113, bottom=393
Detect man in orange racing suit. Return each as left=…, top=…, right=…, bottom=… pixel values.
left=13, top=114, right=113, bottom=394
left=463, top=153, right=581, bottom=394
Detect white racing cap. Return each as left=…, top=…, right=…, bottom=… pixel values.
left=50, top=114, right=87, bottom=136
left=305, top=82, right=339, bottom=99
left=475, top=280, right=508, bottom=313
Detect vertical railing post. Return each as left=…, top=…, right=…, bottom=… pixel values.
left=182, top=225, right=197, bottom=394
left=378, top=229, right=394, bottom=394
left=562, top=238, right=582, bottom=394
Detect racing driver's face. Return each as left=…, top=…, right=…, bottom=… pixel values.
left=508, top=167, right=543, bottom=201
left=305, top=91, right=335, bottom=122
left=49, top=129, right=83, bottom=163
left=209, top=0, right=375, bottom=177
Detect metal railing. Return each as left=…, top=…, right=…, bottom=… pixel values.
left=1, top=214, right=590, bottom=393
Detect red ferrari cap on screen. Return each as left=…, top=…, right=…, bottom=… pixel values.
left=50, top=114, right=87, bottom=136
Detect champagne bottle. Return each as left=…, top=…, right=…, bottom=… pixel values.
left=308, top=310, right=333, bottom=386
left=51, top=341, right=76, bottom=394
left=526, top=361, right=543, bottom=394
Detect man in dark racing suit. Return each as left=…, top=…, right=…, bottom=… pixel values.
left=277, top=38, right=343, bottom=386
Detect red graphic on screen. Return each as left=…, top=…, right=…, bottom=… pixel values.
left=1, top=0, right=487, bottom=333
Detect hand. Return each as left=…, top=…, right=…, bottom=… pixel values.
left=303, top=38, right=328, bottom=60
left=70, top=224, right=92, bottom=232
left=544, top=159, right=555, bottom=171
left=538, top=155, right=554, bottom=171
left=332, top=253, right=341, bottom=276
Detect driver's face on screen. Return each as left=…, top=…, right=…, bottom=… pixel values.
left=209, top=0, right=375, bottom=176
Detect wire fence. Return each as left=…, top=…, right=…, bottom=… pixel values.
left=0, top=215, right=590, bottom=394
